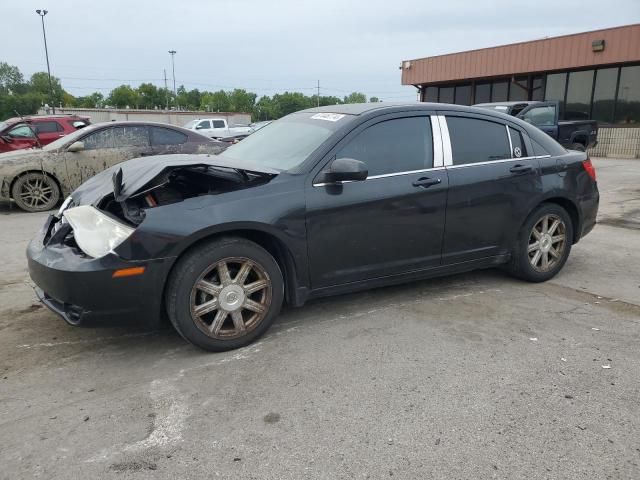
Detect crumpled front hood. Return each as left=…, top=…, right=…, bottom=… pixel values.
left=70, top=153, right=280, bottom=206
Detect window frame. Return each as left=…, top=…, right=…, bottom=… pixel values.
left=437, top=111, right=537, bottom=168
left=310, top=111, right=443, bottom=187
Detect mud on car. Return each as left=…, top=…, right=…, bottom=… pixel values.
left=0, top=121, right=225, bottom=212
left=27, top=103, right=599, bottom=352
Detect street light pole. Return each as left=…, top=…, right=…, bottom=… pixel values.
left=168, top=50, right=177, bottom=109
left=36, top=9, right=55, bottom=114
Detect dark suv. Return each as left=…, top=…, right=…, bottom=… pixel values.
left=28, top=103, right=599, bottom=352
left=0, top=115, right=90, bottom=153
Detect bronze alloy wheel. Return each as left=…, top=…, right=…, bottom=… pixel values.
left=189, top=257, right=272, bottom=339
left=528, top=214, right=567, bottom=273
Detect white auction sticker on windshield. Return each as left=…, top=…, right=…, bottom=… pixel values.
left=311, top=113, right=345, bottom=122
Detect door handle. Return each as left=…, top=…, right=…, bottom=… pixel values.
left=412, top=177, right=441, bottom=188
left=509, top=164, right=533, bottom=174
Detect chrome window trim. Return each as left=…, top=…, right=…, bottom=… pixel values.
left=506, top=125, right=514, bottom=157
left=313, top=167, right=445, bottom=187
left=438, top=115, right=453, bottom=167
left=445, top=155, right=551, bottom=170
left=431, top=116, right=444, bottom=168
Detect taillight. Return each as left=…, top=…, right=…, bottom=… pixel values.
left=582, top=158, right=596, bottom=181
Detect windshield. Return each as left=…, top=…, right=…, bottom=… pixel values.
left=183, top=120, right=197, bottom=129
left=222, top=112, right=351, bottom=170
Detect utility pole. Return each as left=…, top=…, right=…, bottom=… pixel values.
left=163, top=69, right=169, bottom=110
left=35, top=9, right=55, bottom=114
left=317, top=80, right=320, bottom=107
left=168, top=50, right=177, bottom=109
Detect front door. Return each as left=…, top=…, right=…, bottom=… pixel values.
left=441, top=113, right=543, bottom=264
left=63, top=125, right=152, bottom=190
left=518, top=101, right=559, bottom=140
left=306, top=115, right=448, bottom=289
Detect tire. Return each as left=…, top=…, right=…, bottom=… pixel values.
left=508, top=203, right=573, bottom=282
left=11, top=172, right=61, bottom=212
left=571, top=142, right=586, bottom=152
left=165, top=237, right=284, bottom=352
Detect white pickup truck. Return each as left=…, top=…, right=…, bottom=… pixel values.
left=184, top=118, right=253, bottom=139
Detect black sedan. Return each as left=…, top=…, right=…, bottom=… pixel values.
left=27, top=103, right=599, bottom=352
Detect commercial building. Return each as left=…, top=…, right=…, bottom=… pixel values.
left=401, top=24, right=640, bottom=157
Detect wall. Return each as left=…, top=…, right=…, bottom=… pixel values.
left=589, top=127, right=640, bottom=158
left=37, top=108, right=252, bottom=128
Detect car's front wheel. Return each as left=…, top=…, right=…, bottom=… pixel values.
left=165, top=237, right=284, bottom=352
left=11, top=172, right=61, bottom=212
left=508, top=203, right=573, bottom=282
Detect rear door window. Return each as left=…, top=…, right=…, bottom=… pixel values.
left=336, top=117, right=433, bottom=176
left=151, top=127, right=188, bottom=145
left=212, top=120, right=226, bottom=128
left=34, top=121, right=63, bottom=133
left=446, top=116, right=511, bottom=165
left=508, top=127, right=527, bottom=158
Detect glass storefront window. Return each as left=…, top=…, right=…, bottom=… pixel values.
left=424, top=87, right=438, bottom=102
left=454, top=85, right=471, bottom=105
left=439, top=87, right=454, bottom=104
left=592, top=68, right=618, bottom=124
left=509, top=76, right=528, bottom=101
left=545, top=73, right=567, bottom=117
left=474, top=83, right=491, bottom=104
left=531, top=75, right=544, bottom=101
left=491, top=81, right=508, bottom=102
left=615, top=66, right=640, bottom=124
left=565, top=70, right=594, bottom=120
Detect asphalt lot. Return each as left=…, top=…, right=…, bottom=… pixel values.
left=1, top=157, right=639, bottom=479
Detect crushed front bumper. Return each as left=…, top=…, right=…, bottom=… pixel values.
left=27, top=215, right=172, bottom=326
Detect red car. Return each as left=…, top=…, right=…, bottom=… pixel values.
left=0, top=115, right=90, bottom=153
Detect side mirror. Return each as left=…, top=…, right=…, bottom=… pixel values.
left=321, top=158, right=368, bottom=184
left=67, top=141, right=85, bottom=152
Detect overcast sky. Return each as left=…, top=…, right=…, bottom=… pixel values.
left=2, top=0, right=639, bottom=102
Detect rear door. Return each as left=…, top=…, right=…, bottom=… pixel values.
left=518, top=102, right=559, bottom=140
left=63, top=125, right=152, bottom=189
left=33, top=120, right=66, bottom=145
left=305, top=113, right=449, bottom=288
left=440, top=112, right=543, bottom=264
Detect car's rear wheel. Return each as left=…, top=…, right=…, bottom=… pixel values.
left=165, top=237, right=284, bottom=352
left=508, top=203, right=573, bottom=282
left=11, top=172, right=61, bottom=212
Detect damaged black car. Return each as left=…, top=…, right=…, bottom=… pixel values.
left=27, top=103, right=599, bottom=351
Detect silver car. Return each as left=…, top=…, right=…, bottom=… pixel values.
left=0, top=121, right=225, bottom=212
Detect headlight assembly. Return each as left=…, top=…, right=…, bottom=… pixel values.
left=63, top=205, right=134, bottom=258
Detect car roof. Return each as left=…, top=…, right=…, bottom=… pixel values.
left=297, top=102, right=533, bottom=124
left=474, top=101, right=539, bottom=107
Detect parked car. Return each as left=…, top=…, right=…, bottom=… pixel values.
left=184, top=118, right=253, bottom=139
left=0, top=121, right=225, bottom=212
left=473, top=101, right=598, bottom=151
left=0, top=114, right=90, bottom=153
left=27, top=103, right=598, bottom=352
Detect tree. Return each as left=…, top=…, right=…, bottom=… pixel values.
left=30, top=72, right=65, bottom=106
left=0, top=62, right=24, bottom=94
left=369, top=96, right=380, bottom=103
left=201, top=90, right=231, bottom=112
left=344, top=92, right=367, bottom=104
left=228, top=89, right=256, bottom=113
left=72, top=92, right=104, bottom=108
left=107, top=84, right=138, bottom=108
left=137, top=83, right=163, bottom=109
